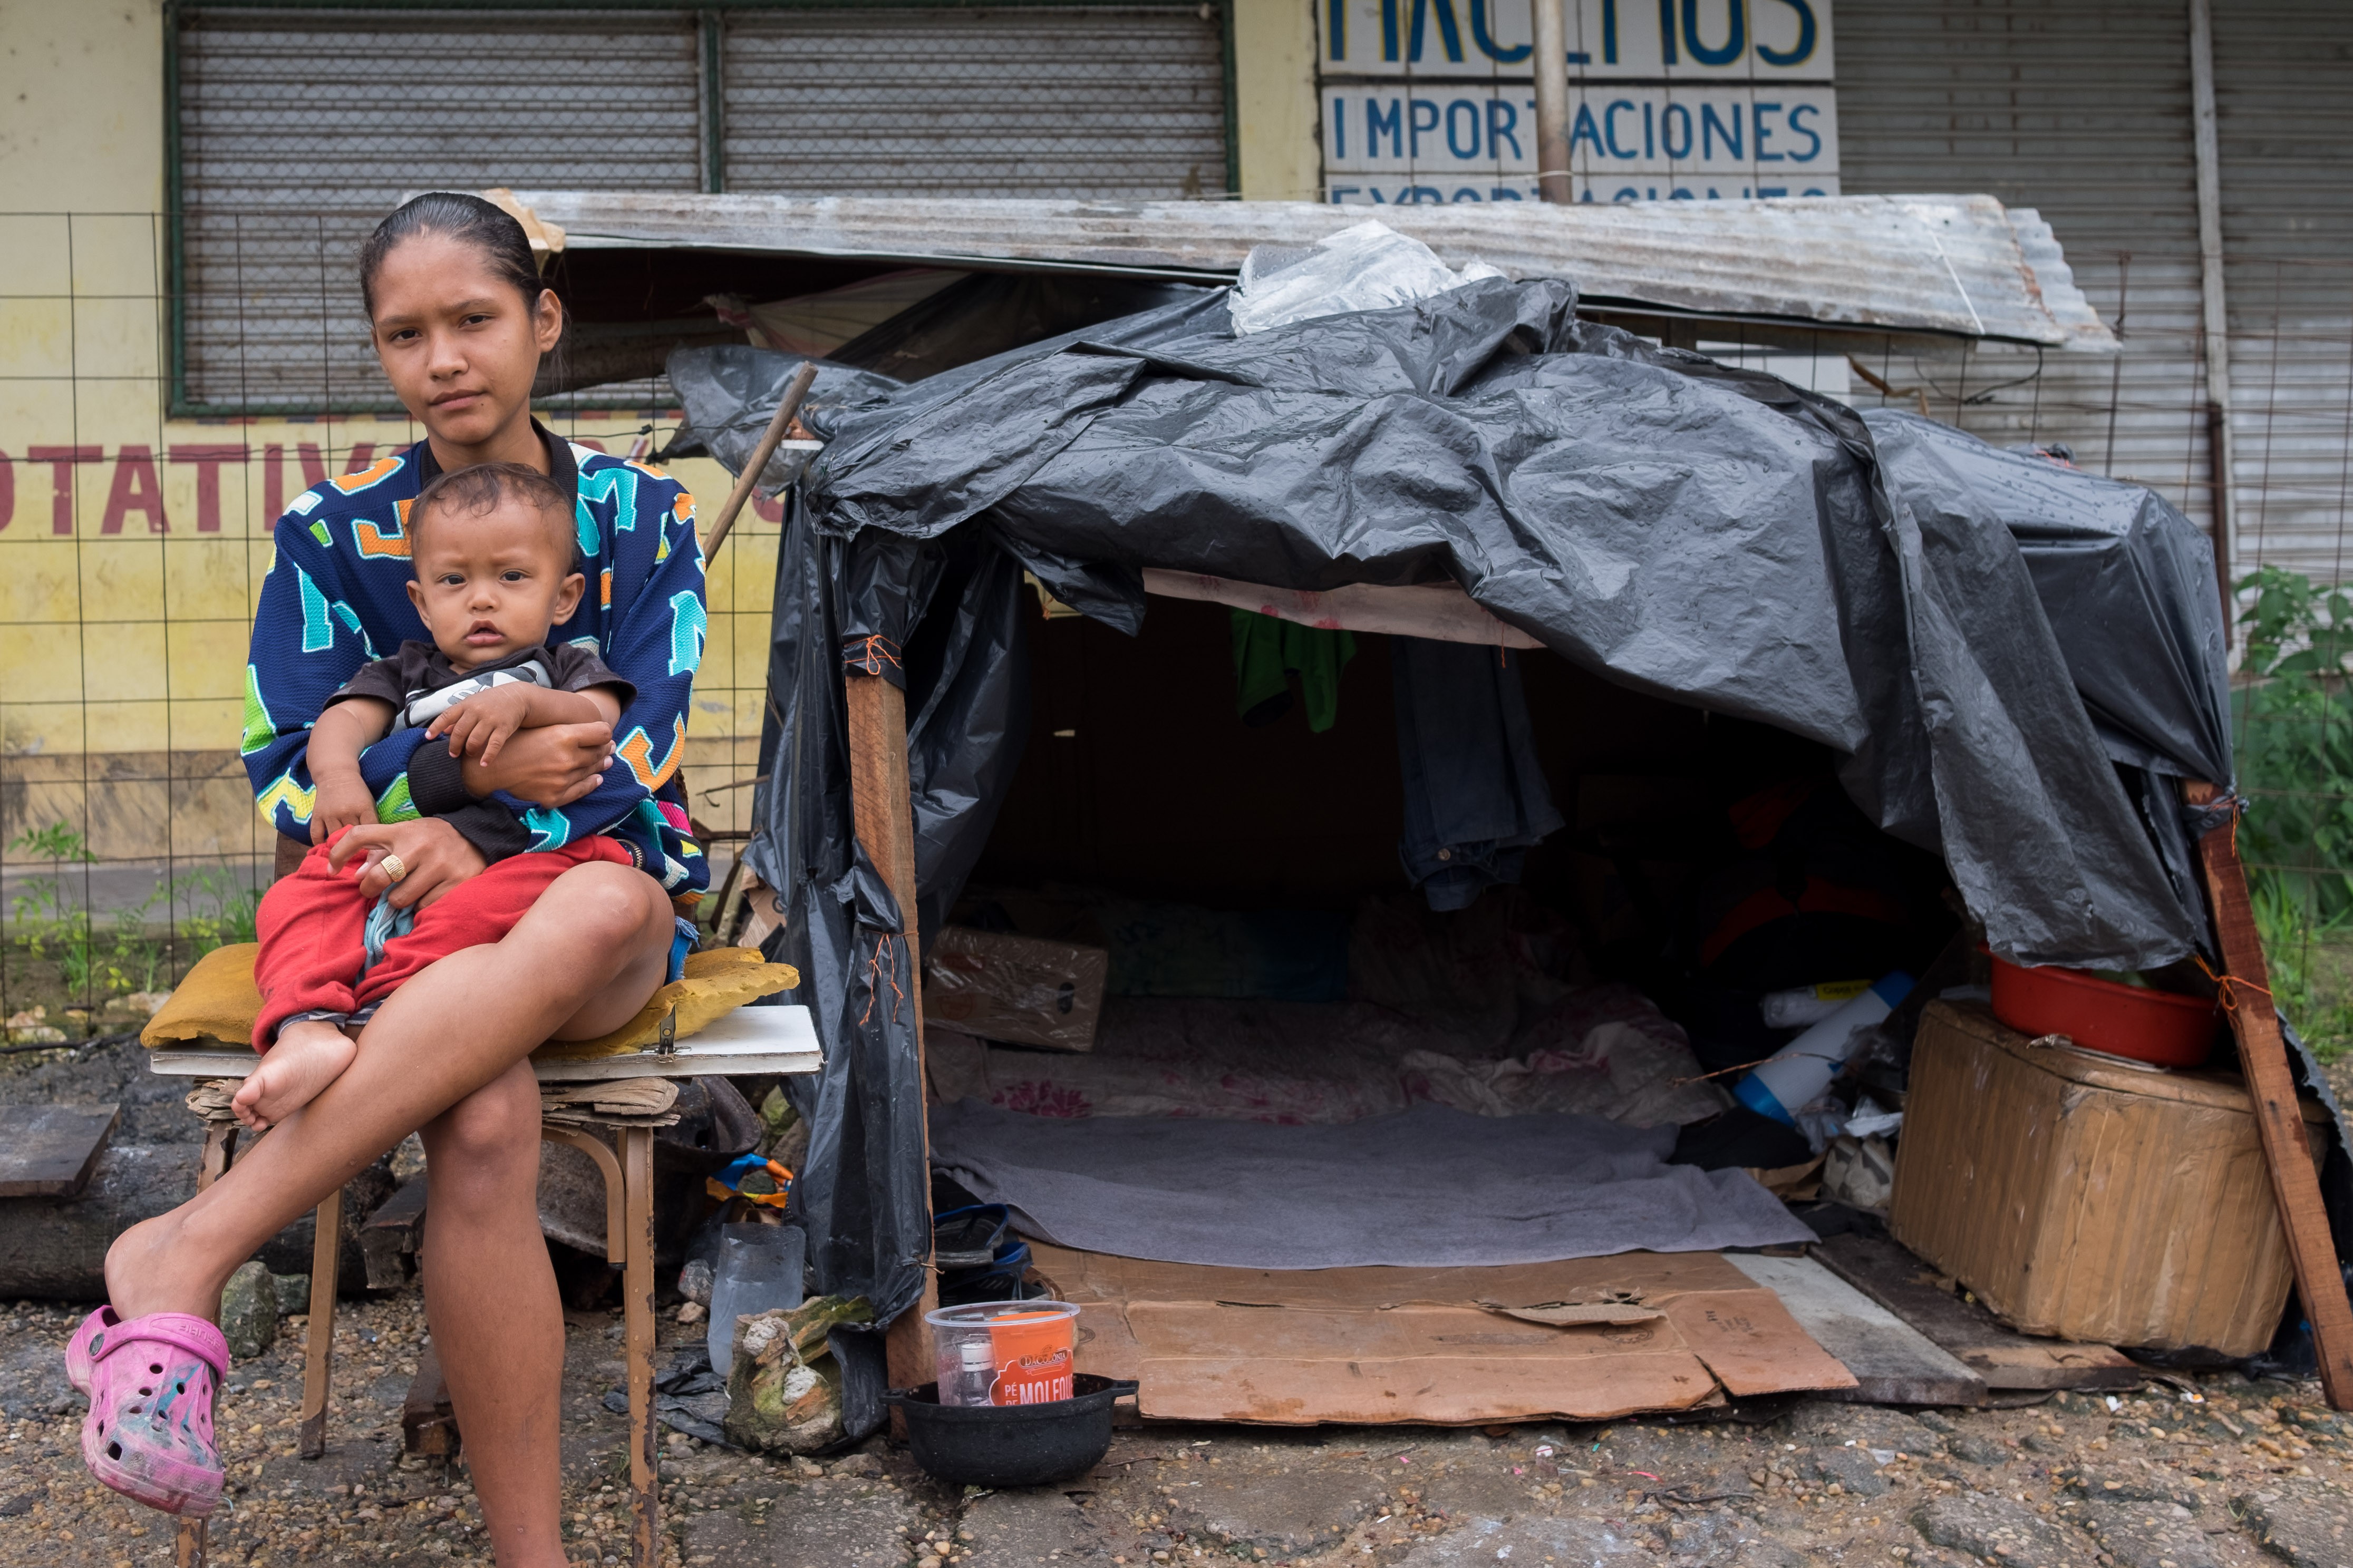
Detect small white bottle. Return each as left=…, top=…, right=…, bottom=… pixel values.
left=1734, top=971, right=1915, bottom=1126
left=945, top=1337, right=997, bottom=1407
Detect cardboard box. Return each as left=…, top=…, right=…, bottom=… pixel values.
left=1891, top=1000, right=2329, bottom=1356
left=923, top=926, right=1109, bottom=1053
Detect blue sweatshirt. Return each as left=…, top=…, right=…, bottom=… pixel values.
left=240, top=427, right=710, bottom=903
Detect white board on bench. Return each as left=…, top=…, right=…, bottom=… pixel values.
left=145, top=1002, right=823, bottom=1082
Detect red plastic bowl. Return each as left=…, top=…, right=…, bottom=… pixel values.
left=1987, top=954, right=2221, bottom=1068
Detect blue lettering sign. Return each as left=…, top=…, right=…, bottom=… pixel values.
left=1408, top=0, right=1465, bottom=63
left=1755, top=0, right=1818, bottom=66
left=1468, top=0, right=1530, bottom=62
left=1487, top=97, right=1523, bottom=159
left=1447, top=99, right=1484, bottom=158
left=1702, top=101, right=1742, bottom=159
left=1786, top=102, right=1823, bottom=160
left=1604, top=100, right=1640, bottom=158
left=1682, top=0, right=1744, bottom=66
left=1662, top=102, right=1693, bottom=158
left=1409, top=97, right=1441, bottom=157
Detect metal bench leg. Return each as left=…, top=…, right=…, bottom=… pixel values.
left=622, top=1126, right=660, bottom=1568
left=298, top=1187, right=342, bottom=1459
left=176, top=1120, right=241, bottom=1568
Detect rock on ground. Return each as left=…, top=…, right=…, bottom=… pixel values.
left=958, top=1488, right=1122, bottom=1567
left=1393, top=1514, right=1652, bottom=1566
left=1912, top=1492, right=2096, bottom=1564
left=680, top=1480, right=923, bottom=1567
left=2237, top=1488, right=2353, bottom=1568
left=2072, top=1498, right=2222, bottom=1568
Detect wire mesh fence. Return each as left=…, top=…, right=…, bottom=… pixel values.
left=0, top=210, right=771, bottom=1048
left=4, top=215, right=2350, bottom=1062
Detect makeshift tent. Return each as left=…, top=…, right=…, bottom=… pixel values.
left=601, top=194, right=2353, bottom=1419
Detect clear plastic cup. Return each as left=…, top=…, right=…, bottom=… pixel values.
left=926, top=1300, right=1081, bottom=1407
left=708, top=1222, right=805, bottom=1378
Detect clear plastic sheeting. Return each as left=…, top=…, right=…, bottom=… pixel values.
left=1228, top=219, right=1503, bottom=337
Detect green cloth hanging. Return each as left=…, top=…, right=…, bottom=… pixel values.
left=1230, top=608, right=1355, bottom=733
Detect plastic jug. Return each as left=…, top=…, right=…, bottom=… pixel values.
left=708, top=1222, right=805, bottom=1379
left=1734, top=971, right=1915, bottom=1125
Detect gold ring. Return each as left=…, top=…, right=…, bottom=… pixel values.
left=378, top=853, right=409, bottom=884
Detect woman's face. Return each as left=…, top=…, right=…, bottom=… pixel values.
left=367, top=231, right=562, bottom=451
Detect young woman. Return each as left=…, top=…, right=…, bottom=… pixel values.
left=71, top=193, right=707, bottom=1566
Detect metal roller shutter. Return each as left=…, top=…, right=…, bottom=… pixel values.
left=718, top=7, right=1228, bottom=199
left=175, top=8, right=703, bottom=413
left=2212, top=1, right=2353, bottom=585
left=1834, top=0, right=2212, bottom=530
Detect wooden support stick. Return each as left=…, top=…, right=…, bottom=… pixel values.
left=2189, top=779, right=2353, bottom=1408
left=845, top=670, right=940, bottom=1409
left=298, top=1186, right=342, bottom=1459
left=701, top=361, right=820, bottom=560
left=177, top=1122, right=241, bottom=1568
left=623, top=1127, right=661, bottom=1567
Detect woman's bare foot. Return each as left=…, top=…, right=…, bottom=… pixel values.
left=103, top=1212, right=231, bottom=1321
left=231, top=1021, right=357, bottom=1132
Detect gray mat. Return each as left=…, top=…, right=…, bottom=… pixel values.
left=929, top=1100, right=1814, bottom=1270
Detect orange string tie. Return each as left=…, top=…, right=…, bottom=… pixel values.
left=2192, top=951, right=2272, bottom=1014
left=845, top=634, right=904, bottom=676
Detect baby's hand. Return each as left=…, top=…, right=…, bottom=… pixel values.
left=309, top=778, right=380, bottom=844
left=426, top=682, right=537, bottom=764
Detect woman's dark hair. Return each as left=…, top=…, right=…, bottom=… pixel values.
left=359, top=192, right=545, bottom=319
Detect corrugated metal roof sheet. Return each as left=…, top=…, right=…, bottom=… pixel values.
left=508, top=190, right=2116, bottom=351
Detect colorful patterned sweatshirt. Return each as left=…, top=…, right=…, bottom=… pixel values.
left=241, top=427, right=711, bottom=903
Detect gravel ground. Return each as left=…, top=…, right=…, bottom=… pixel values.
left=0, top=1288, right=2347, bottom=1568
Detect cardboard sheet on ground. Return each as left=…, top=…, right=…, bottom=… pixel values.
left=1032, top=1242, right=1855, bottom=1424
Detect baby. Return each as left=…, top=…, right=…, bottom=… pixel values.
left=234, top=462, right=638, bottom=1131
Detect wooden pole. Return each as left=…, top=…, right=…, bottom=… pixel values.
left=701, top=361, right=820, bottom=560
left=297, top=1186, right=342, bottom=1459
left=622, top=1127, right=661, bottom=1567
left=2187, top=780, right=2353, bottom=1408
left=176, top=1121, right=241, bottom=1568
left=845, top=668, right=939, bottom=1406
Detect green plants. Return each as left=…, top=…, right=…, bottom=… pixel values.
left=2233, top=566, right=2353, bottom=1061
left=171, top=863, right=263, bottom=957
left=5, top=822, right=165, bottom=1010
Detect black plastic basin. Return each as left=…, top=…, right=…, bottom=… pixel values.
left=881, top=1375, right=1140, bottom=1487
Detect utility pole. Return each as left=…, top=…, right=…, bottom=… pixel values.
left=1531, top=0, right=1571, bottom=203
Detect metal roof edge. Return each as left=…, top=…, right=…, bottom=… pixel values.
left=509, top=190, right=2108, bottom=347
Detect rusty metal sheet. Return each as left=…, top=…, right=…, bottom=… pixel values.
left=509, top=189, right=2115, bottom=350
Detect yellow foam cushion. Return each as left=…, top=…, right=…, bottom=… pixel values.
left=141, top=943, right=799, bottom=1057
left=142, top=943, right=264, bottom=1049
left=535, top=949, right=801, bottom=1060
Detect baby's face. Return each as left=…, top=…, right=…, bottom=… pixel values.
left=405, top=498, right=585, bottom=669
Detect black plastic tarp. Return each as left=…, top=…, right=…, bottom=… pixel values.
left=681, top=275, right=2239, bottom=1327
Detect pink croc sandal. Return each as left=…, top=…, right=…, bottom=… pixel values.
left=77, top=1312, right=228, bottom=1517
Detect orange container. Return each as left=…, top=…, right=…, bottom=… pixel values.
left=1987, top=953, right=2220, bottom=1068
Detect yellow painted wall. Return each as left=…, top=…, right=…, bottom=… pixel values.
left=0, top=3, right=780, bottom=864
left=1233, top=0, right=1324, bottom=201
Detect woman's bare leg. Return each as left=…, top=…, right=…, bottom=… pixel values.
left=102, top=861, right=674, bottom=1323
left=417, top=1059, right=568, bottom=1566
